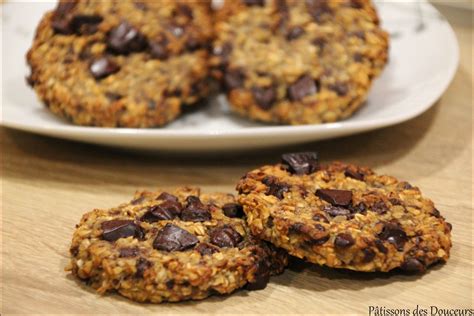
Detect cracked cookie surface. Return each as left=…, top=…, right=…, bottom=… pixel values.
left=27, top=0, right=213, bottom=127
left=237, top=153, right=452, bottom=272
left=67, top=187, right=287, bottom=303
left=212, top=0, right=389, bottom=124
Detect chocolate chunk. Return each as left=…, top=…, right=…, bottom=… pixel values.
left=400, top=258, right=425, bottom=273
left=362, top=248, right=376, bottom=262
left=153, top=223, right=199, bottom=252
left=90, top=57, right=120, bottom=80
left=291, top=223, right=329, bottom=244
left=222, top=203, right=244, bottom=218
left=401, top=182, right=414, bottom=190
left=252, top=86, right=276, bottom=110
left=246, top=258, right=270, bottom=291
left=181, top=196, right=211, bottom=222
left=190, top=81, right=205, bottom=96
left=55, top=1, right=77, bottom=16
left=372, top=201, right=388, bottom=214
left=378, top=222, right=408, bottom=251
left=334, top=233, right=355, bottom=249
left=150, top=38, right=169, bottom=60
left=306, top=0, right=332, bottom=23
left=316, top=189, right=352, bottom=207
left=224, top=69, right=245, bottom=90
left=101, top=220, right=143, bottom=242
left=243, top=0, right=265, bottom=6
left=51, top=1, right=77, bottom=34
left=374, top=239, right=388, bottom=254
left=389, top=198, right=402, bottom=206
left=157, top=192, right=179, bottom=202
left=267, top=216, right=274, bottom=227
left=108, top=21, right=147, bottom=54
left=165, top=280, right=174, bottom=289
left=52, top=17, right=72, bottom=34
left=210, top=226, right=243, bottom=248
left=70, top=15, right=103, bottom=35
left=135, top=258, right=153, bottom=278
left=431, top=208, right=441, bottom=218
left=53, top=13, right=101, bottom=35
left=348, top=202, right=367, bottom=215
left=446, top=222, right=452, bottom=231
left=70, top=246, right=79, bottom=256
left=328, top=83, right=349, bottom=96
left=312, top=37, right=326, bottom=50
left=308, top=235, right=330, bottom=245
left=312, top=213, right=329, bottom=223
left=185, top=36, right=201, bottom=51
left=131, top=196, right=146, bottom=205
left=281, top=152, right=319, bottom=175
left=286, top=26, right=304, bottom=40
left=177, top=4, right=193, bottom=19
left=323, top=205, right=351, bottom=217
left=158, top=200, right=183, bottom=215
left=289, top=223, right=304, bottom=234
left=344, top=169, right=364, bottom=180
left=288, top=75, right=318, bottom=101
left=26, top=74, right=35, bottom=87
left=262, top=176, right=290, bottom=200
left=314, top=223, right=326, bottom=232
left=78, top=46, right=94, bottom=60
left=119, top=247, right=140, bottom=258
left=140, top=200, right=182, bottom=222
left=195, top=243, right=220, bottom=256
left=105, top=92, right=123, bottom=102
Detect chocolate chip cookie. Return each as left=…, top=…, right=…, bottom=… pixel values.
left=237, top=152, right=452, bottom=273
left=67, top=187, right=287, bottom=303
left=212, top=0, right=389, bottom=124
left=27, top=0, right=213, bottom=127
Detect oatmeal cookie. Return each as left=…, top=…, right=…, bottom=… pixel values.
left=212, top=0, right=389, bottom=124
left=67, top=187, right=287, bottom=303
left=27, top=0, right=213, bottom=127
left=237, top=152, right=452, bottom=272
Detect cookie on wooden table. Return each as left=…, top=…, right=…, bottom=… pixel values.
left=237, top=152, right=452, bottom=272
left=212, top=0, right=389, bottom=124
left=67, top=187, right=288, bottom=303
left=27, top=0, right=213, bottom=127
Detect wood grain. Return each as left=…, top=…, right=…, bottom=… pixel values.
left=1, top=4, right=473, bottom=315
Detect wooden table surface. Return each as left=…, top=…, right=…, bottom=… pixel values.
left=1, top=4, right=473, bottom=315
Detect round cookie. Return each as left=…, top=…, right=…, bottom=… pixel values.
left=237, top=152, right=452, bottom=273
left=211, top=0, right=389, bottom=125
left=67, top=187, right=287, bottom=303
left=27, top=0, right=213, bottom=127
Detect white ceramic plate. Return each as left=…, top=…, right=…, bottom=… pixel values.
left=0, top=1, right=459, bottom=152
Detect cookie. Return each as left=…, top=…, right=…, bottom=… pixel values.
left=27, top=0, right=213, bottom=127
left=212, top=0, right=389, bottom=124
left=237, top=152, right=452, bottom=273
left=67, top=187, right=288, bottom=303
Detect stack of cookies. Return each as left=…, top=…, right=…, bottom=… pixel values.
left=67, top=152, right=452, bottom=303
left=27, top=0, right=389, bottom=127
